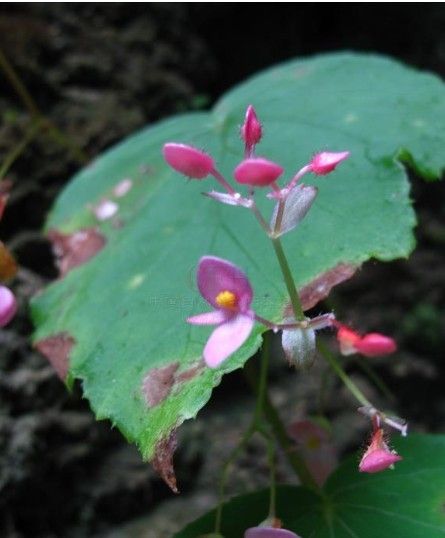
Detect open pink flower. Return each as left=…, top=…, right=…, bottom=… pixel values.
left=162, top=143, right=214, bottom=179
left=359, top=428, right=402, bottom=473
left=309, top=151, right=350, bottom=176
left=187, top=256, right=255, bottom=368
left=336, top=323, right=396, bottom=357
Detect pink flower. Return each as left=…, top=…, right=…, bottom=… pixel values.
left=0, top=285, right=17, bottom=327
left=309, top=151, right=350, bottom=176
left=241, top=105, right=262, bottom=156
left=234, top=158, right=284, bottom=187
left=162, top=143, right=214, bottom=179
left=359, top=428, right=402, bottom=473
left=187, top=256, right=255, bottom=368
left=245, top=527, right=300, bottom=538
left=336, top=323, right=396, bottom=357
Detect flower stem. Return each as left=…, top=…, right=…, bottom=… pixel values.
left=211, top=168, right=236, bottom=195
left=244, top=357, right=320, bottom=493
left=0, top=120, right=42, bottom=180
left=317, top=340, right=372, bottom=408
left=271, top=237, right=305, bottom=321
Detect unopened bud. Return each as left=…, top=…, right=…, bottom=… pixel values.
left=234, top=158, right=283, bottom=187
left=359, top=428, right=402, bottom=473
left=241, top=105, right=262, bottom=155
left=282, top=324, right=316, bottom=369
left=0, top=285, right=17, bottom=327
left=355, top=333, right=397, bottom=357
left=309, top=151, right=350, bottom=176
left=163, top=143, right=214, bottom=179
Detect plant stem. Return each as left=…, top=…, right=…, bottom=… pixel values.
left=0, top=120, right=42, bottom=180
left=354, top=356, right=395, bottom=402
left=244, top=359, right=320, bottom=493
left=0, top=48, right=88, bottom=164
left=317, top=340, right=372, bottom=408
left=271, top=237, right=305, bottom=321
left=267, top=438, right=277, bottom=518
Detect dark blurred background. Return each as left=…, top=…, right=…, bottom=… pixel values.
left=0, top=4, right=444, bottom=537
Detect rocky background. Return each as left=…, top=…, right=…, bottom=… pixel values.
left=0, top=4, right=444, bottom=537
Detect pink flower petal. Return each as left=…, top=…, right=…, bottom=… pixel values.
left=245, top=528, right=301, bottom=538
left=204, top=313, right=254, bottom=367
left=187, top=310, right=228, bottom=325
left=163, top=143, right=214, bottom=179
left=234, top=158, right=283, bottom=187
left=197, top=256, right=253, bottom=312
left=0, top=285, right=17, bottom=327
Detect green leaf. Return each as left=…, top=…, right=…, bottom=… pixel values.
left=175, top=434, right=445, bottom=538
left=31, top=53, right=445, bottom=465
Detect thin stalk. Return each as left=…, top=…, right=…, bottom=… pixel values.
left=211, top=169, right=236, bottom=195
left=271, top=237, right=305, bottom=321
left=317, top=340, right=372, bottom=408
left=214, top=334, right=271, bottom=534
left=244, top=360, right=320, bottom=493
left=273, top=199, right=285, bottom=236
left=354, top=356, right=395, bottom=402
left=0, top=48, right=88, bottom=164
left=0, top=120, right=41, bottom=180
left=250, top=200, right=271, bottom=234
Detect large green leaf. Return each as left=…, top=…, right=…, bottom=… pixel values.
left=31, top=53, right=445, bottom=465
left=175, top=434, right=445, bottom=538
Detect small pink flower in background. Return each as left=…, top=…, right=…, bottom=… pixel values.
left=187, top=256, right=255, bottom=368
left=309, top=151, right=350, bottom=176
left=245, top=527, right=301, bottom=538
left=234, top=158, right=284, bottom=187
left=0, top=285, right=17, bottom=327
left=288, top=419, right=338, bottom=486
left=163, top=143, right=214, bottom=179
left=241, top=105, right=262, bottom=156
left=336, top=323, right=396, bottom=357
left=359, top=427, right=402, bottom=473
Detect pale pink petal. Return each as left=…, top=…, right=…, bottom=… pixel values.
left=204, top=313, right=254, bottom=368
left=187, top=310, right=228, bottom=325
left=245, top=528, right=301, bottom=538
left=197, top=256, right=253, bottom=312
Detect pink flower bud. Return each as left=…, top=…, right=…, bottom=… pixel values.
left=0, top=285, right=17, bottom=327
left=355, top=333, right=397, bottom=357
left=234, top=158, right=284, bottom=187
left=336, top=323, right=396, bottom=357
left=359, top=428, right=402, bottom=473
left=309, top=151, right=350, bottom=176
left=162, top=143, right=214, bottom=179
left=241, top=105, right=262, bottom=153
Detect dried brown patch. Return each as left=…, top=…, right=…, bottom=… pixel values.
left=142, top=363, right=179, bottom=408
left=176, top=363, right=203, bottom=383
left=48, top=228, right=106, bottom=277
left=0, top=241, right=18, bottom=280
left=35, top=332, right=76, bottom=380
left=151, top=431, right=179, bottom=493
left=297, top=263, right=359, bottom=313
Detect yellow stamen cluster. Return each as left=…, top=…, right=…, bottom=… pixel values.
left=215, top=290, right=238, bottom=309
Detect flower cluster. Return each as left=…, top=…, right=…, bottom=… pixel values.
left=162, top=104, right=404, bottom=480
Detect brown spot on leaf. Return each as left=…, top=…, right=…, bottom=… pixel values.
left=35, top=332, right=75, bottom=380
left=294, top=263, right=359, bottom=313
left=176, top=363, right=203, bottom=383
left=48, top=228, right=106, bottom=277
left=142, top=363, right=179, bottom=408
left=151, top=431, right=179, bottom=493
